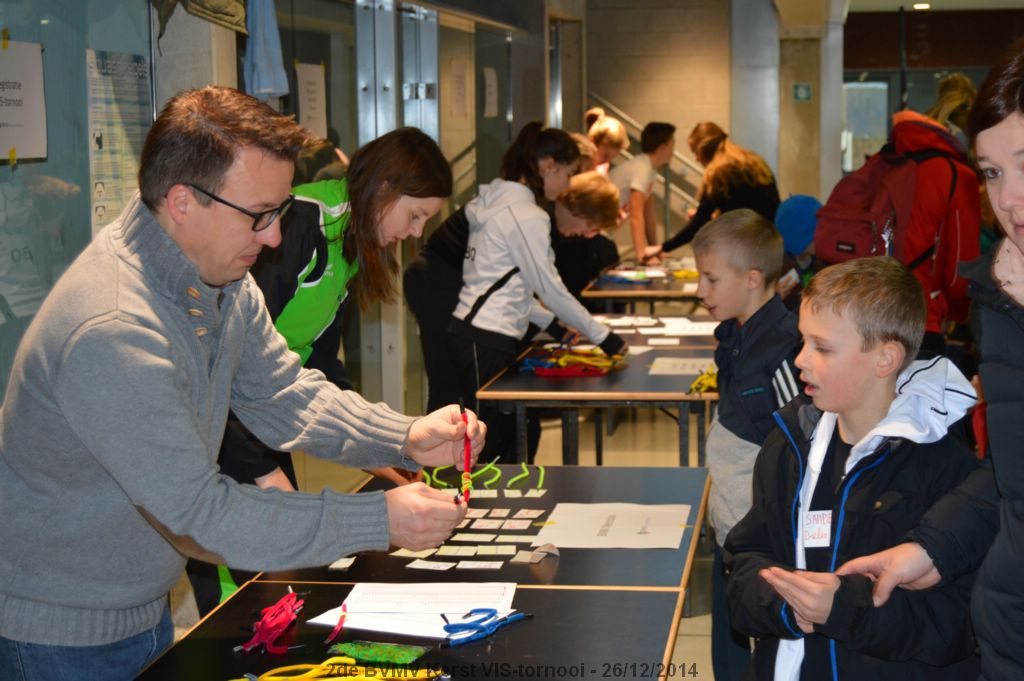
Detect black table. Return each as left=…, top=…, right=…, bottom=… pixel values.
left=259, top=466, right=709, bottom=589
left=477, top=330, right=717, bottom=465
left=140, top=466, right=710, bottom=681
left=139, top=582, right=693, bottom=681
left=581, top=264, right=700, bottom=314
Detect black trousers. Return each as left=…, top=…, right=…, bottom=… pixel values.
left=404, top=252, right=464, bottom=412
left=449, top=332, right=539, bottom=460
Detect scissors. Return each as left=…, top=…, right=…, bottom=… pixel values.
left=442, top=608, right=532, bottom=647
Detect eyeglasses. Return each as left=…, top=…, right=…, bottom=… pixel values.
left=188, top=184, right=294, bottom=232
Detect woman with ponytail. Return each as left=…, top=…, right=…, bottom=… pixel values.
left=448, top=122, right=627, bottom=457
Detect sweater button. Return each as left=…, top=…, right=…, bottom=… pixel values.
left=187, top=308, right=203, bottom=317
left=195, top=327, right=208, bottom=337
left=186, top=287, right=201, bottom=300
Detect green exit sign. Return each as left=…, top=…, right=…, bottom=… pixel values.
left=793, top=82, right=813, bottom=102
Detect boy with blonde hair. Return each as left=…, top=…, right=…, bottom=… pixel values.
left=695, top=208, right=802, bottom=681
left=726, top=257, right=980, bottom=680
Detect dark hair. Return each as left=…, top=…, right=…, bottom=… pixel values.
left=500, top=122, right=580, bottom=204
left=138, top=86, right=314, bottom=210
left=640, top=122, right=676, bottom=154
left=345, top=127, right=453, bottom=308
left=968, top=38, right=1024, bottom=144
left=294, top=138, right=345, bottom=185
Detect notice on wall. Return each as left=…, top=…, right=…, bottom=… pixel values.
left=0, top=41, right=47, bottom=161
left=482, top=66, right=498, bottom=119
left=450, top=60, right=468, bottom=119
left=86, top=49, right=152, bottom=237
left=295, top=62, right=327, bottom=139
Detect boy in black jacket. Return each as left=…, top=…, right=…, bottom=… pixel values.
left=725, top=257, right=980, bottom=681
left=695, top=209, right=802, bottom=681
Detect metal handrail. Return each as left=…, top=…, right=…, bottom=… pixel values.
left=587, top=90, right=704, bottom=177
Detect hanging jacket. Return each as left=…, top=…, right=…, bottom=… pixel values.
left=890, top=111, right=980, bottom=334
left=726, top=357, right=981, bottom=681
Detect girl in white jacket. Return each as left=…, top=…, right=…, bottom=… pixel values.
left=448, top=122, right=627, bottom=458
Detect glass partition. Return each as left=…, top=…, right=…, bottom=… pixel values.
left=0, top=1, right=151, bottom=397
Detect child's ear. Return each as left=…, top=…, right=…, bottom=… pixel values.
left=746, top=268, right=765, bottom=291
left=875, top=340, right=906, bottom=378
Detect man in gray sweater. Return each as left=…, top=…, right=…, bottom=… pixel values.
left=0, top=86, right=483, bottom=679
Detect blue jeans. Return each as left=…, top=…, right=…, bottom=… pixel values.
left=0, top=606, right=172, bottom=681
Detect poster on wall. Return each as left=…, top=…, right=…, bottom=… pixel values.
left=86, top=49, right=151, bottom=237
left=0, top=41, right=47, bottom=161
left=295, top=62, right=327, bottom=139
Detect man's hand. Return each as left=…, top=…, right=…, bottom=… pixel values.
left=760, top=567, right=840, bottom=632
left=403, top=405, right=485, bottom=469
left=836, top=543, right=939, bottom=607
left=385, top=482, right=466, bottom=550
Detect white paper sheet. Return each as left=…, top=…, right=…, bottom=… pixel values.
left=648, top=357, right=716, bottom=376
left=532, top=503, right=691, bottom=549
left=647, top=338, right=680, bottom=346
left=308, top=582, right=517, bottom=639
left=607, top=268, right=668, bottom=280
left=627, top=346, right=654, bottom=355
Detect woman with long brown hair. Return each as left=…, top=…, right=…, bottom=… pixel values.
left=187, top=127, right=453, bottom=616
left=649, top=121, right=780, bottom=258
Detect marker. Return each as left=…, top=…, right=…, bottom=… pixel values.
left=459, top=399, right=471, bottom=503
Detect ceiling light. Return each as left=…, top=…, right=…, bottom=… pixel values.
left=912, top=3, right=931, bottom=9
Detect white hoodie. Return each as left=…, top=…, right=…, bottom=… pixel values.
left=774, top=356, right=977, bottom=681
left=452, top=178, right=611, bottom=344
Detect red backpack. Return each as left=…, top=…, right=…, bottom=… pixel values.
left=814, top=143, right=957, bottom=270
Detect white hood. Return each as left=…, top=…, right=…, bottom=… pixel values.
left=845, top=356, right=976, bottom=473
left=465, top=178, right=537, bottom=234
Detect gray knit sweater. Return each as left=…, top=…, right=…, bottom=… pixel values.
left=0, top=194, right=415, bottom=646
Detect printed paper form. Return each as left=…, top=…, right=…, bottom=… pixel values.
left=308, top=582, right=516, bottom=639
left=649, top=357, right=716, bottom=376
left=533, top=503, right=691, bottom=549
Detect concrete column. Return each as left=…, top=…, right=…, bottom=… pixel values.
left=150, top=6, right=238, bottom=110
left=774, top=0, right=847, bottom=199
left=731, top=0, right=780, bottom=175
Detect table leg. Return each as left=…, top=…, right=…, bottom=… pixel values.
left=594, top=409, right=604, bottom=466
left=678, top=402, right=690, bottom=467
left=515, top=402, right=528, bottom=464
left=562, top=408, right=580, bottom=465
left=696, top=401, right=707, bottom=468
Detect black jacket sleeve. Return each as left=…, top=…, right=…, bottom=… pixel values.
left=661, top=197, right=717, bottom=253
left=906, top=463, right=999, bottom=583
left=818, top=572, right=976, bottom=665
left=725, top=433, right=807, bottom=640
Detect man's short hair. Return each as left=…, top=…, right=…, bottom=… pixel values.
left=640, top=122, right=676, bottom=154
left=692, top=208, right=783, bottom=286
left=803, top=256, right=925, bottom=369
left=138, top=86, right=315, bottom=210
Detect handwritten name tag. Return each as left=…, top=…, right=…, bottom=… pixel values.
left=803, top=510, right=833, bottom=548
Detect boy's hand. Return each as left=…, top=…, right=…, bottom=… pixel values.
left=760, top=567, right=840, bottom=631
